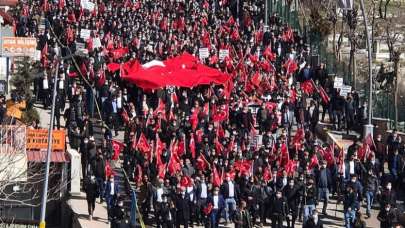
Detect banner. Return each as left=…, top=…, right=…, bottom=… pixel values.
left=199, top=48, right=209, bottom=59
left=219, top=49, right=229, bottom=61
left=81, top=0, right=95, bottom=11
left=80, top=29, right=91, bottom=40
left=26, top=129, right=66, bottom=152
left=93, top=37, right=102, bottom=49
left=333, top=77, right=343, bottom=89
left=338, top=0, right=353, bottom=10
left=1, top=37, right=37, bottom=57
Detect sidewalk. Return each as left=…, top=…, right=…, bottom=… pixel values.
left=68, top=193, right=110, bottom=228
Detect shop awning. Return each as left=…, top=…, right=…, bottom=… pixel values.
left=26, top=151, right=70, bottom=163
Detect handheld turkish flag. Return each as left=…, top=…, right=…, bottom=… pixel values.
left=180, top=176, right=192, bottom=188
left=189, top=134, right=196, bottom=159
left=263, top=166, right=272, bottom=182
left=363, top=133, right=376, bottom=150
left=319, top=86, right=330, bottom=104
left=41, top=43, right=48, bottom=67
left=196, top=155, right=209, bottom=170
left=308, top=155, right=319, bottom=170
left=203, top=203, right=213, bottom=215
left=300, top=80, right=315, bottom=95
left=285, top=159, right=297, bottom=176
left=263, top=46, right=276, bottom=61
left=212, top=166, right=222, bottom=187
left=136, top=133, right=151, bottom=159
left=283, top=59, right=298, bottom=75
left=112, top=140, right=125, bottom=160
left=135, top=165, right=143, bottom=184
left=168, top=153, right=181, bottom=175
left=292, top=128, right=305, bottom=146
left=190, top=109, right=199, bottom=130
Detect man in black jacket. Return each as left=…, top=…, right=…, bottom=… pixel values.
left=303, top=178, right=317, bottom=223
left=174, top=187, right=190, bottom=228
left=93, top=150, right=106, bottom=203
left=284, top=179, right=300, bottom=228
left=270, top=190, right=288, bottom=228
left=316, top=161, right=332, bottom=215
left=364, top=169, right=379, bottom=218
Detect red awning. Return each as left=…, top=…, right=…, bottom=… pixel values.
left=26, top=151, right=70, bottom=163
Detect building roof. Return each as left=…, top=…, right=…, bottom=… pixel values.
left=26, top=151, right=70, bottom=163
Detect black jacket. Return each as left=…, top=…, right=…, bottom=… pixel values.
left=174, top=194, right=190, bottom=222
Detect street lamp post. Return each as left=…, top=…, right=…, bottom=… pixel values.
left=359, top=0, right=374, bottom=138
left=38, top=54, right=59, bottom=228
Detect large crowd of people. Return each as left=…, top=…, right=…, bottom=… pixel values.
left=8, top=0, right=405, bottom=227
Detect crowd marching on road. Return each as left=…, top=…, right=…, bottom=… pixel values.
left=7, top=0, right=405, bottom=227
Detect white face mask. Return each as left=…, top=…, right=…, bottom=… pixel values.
left=387, top=185, right=392, bottom=190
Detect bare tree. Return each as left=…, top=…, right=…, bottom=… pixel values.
left=0, top=120, right=68, bottom=209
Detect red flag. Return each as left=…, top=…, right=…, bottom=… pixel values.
left=308, top=155, right=319, bottom=170
left=190, top=109, right=199, bottom=130
left=180, top=176, right=192, bottom=187
left=196, top=155, right=209, bottom=170
left=227, top=16, right=235, bottom=26
left=196, top=129, right=203, bottom=143
left=168, top=153, right=181, bottom=175
left=285, top=160, right=297, bottom=176
left=121, top=109, right=130, bottom=124
left=292, top=128, right=305, bottom=146
left=283, top=59, right=298, bottom=75
left=59, top=0, right=65, bottom=9
left=209, top=55, right=219, bottom=65
left=106, top=162, right=114, bottom=178
left=153, top=99, right=166, bottom=116
left=212, top=166, right=222, bottom=187
left=263, top=46, right=276, bottom=61
left=42, top=0, right=49, bottom=12
left=189, top=134, right=196, bottom=159
left=279, top=143, right=290, bottom=166
left=215, top=139, right=224, bottom=155
left=364, top=133, right=375, bottom=149
left=203, top=203, right=213, bottom=215
left=338, top=148, right=345, bottom=173
left=176, top=139, right=185, bottom=157
left=135, top=164, right=142, bottom=184
left=251, top=72, right=262, bottom=87
left=300, top=80, right=315, bottom=94
left=263, top=166, right=272, bottom=181
left=41, top=43, right=48, bottom=67
left=323, top=145, right=335, bottom=166
left=319, top=86, right=330, bottom=104
left=156, top=135, right=165, bottom=165
left=111, top=47, right=129, bottom=60
left=171, top=92, right=178, bottom=105
left=158, top=163, right=166, bottom=179
left=136, top=133, right=151, bottom=158
left=203, top=103, right=210, bottom=116
left=107, top=63, right=121, bottom=72
left=234, top=160, right=253, bottom=177
left=112, top=140, right=125, bottom=160
left=231, top=28, right=240, bottom=41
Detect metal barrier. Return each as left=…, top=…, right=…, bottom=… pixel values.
left=121, top=168, right=145, bottom=228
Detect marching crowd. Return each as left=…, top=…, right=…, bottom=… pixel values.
left=8, top=0, right=405, bottom=227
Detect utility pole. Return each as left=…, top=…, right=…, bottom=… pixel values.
left=39, top=45, right=60, bottom=228
left=359, top=0, right=374, bottom=137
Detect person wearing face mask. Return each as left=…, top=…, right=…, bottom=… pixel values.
left=196, top=176, right=209, bottom=226
left=315, top=160, right=332, bottom=215
left=104, top=175, right=120, bottom=222
left=364, top=168, right=379, bottom=218
left=344, top=185, right=357, bottom=228
left=270, top=190, right=287, bottom=228
left=388, top=149, right=401, bottom=185
left=284, top=179, right=299, bottom=228
left=344, top=154, right=363, bottom=181
left=234, top=200, right=252, bottom=228
left=380, top=182, right=397, bottom=208
left=208, top=187, right=225, bottom=228
left=365, top=153, right=381, bottom=178
left=221, top=173, right=239, bottom=225
left=303, top=209, right=323, bottom=228
left=347, top=174, right=363, bottom=209
left=303, top=178, right=317, bottom=223
left=159, top=194, right=175, bottom=228
left=85, top=175, right=98, bottom=220
left=174, top=187, right=190, bottom=228
left=377, top=203, right=398, bottom=228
